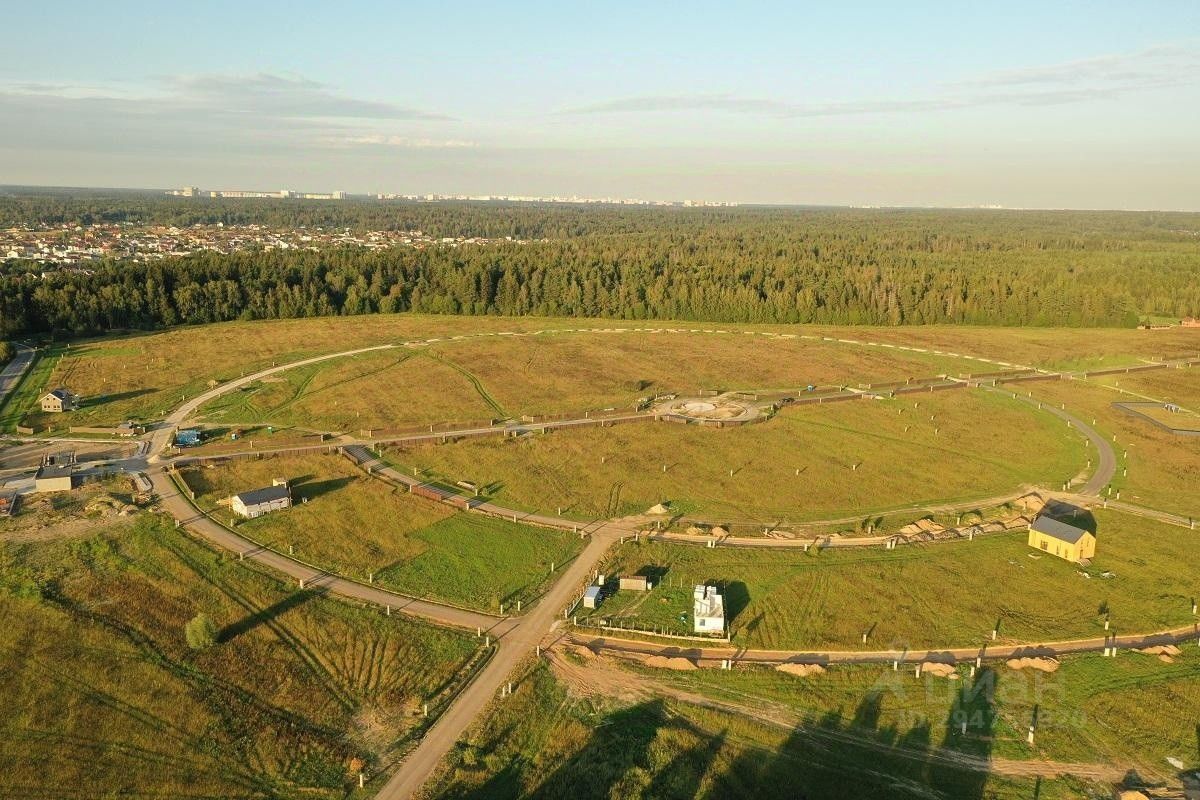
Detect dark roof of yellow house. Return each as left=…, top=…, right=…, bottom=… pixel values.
left=1031, top=515, right=1090, bottom=545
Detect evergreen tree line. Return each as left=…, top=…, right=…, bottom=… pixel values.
left=2, top=200, right=1198, bottom=337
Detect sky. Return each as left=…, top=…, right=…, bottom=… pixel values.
left=1, top=1, right=1198, bottom=209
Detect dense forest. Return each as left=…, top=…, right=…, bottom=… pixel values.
left=2, top=191, right=1199, bottom=338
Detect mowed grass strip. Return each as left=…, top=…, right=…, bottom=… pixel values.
left=0, top=514, right=477, bottom=798
left=396, top=389, right=1086, bottom=522
left=181, top=453, right=583, bottom=610
left=582, top=509, right=1200, bottom=650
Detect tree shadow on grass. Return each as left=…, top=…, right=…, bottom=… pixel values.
left=709, top=670, right=999, bottom=800
left=218, top=588, right=324, bottom=643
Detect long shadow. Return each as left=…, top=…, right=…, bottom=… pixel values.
left=706, top=674, right=999, bottom=800
left=81, top=388, right=155, bottom=407
left=218, top=588, right=323, bottom=643
left=291, top=476, right=354, bottom=501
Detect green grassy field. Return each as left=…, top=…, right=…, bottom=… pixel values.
left=1023, top=378, right=1200, bottom=518
left=424, top=658, right=1095, bottom=800
left=577, top=509, right=1200, bottom=649
left=179, top=453, right=584, bottom=610
left=393, top=389, right=1088, bottom=522
left=0, top=513, right=479, bottom=799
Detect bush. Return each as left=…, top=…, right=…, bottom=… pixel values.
left=184, top=612, right=218, bottom=650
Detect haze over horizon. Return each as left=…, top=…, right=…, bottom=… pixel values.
left=2, top=1, right=1198, bottom=211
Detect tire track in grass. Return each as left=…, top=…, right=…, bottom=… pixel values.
left=424, top=351, right=508, bottom=419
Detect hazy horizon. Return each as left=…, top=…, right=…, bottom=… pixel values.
left=3, top=1, right=1199, bottom=211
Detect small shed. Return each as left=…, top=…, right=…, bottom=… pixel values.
left=582, top=585, right=603, bottom=609
left=40, top=388, right=80, bottom=413
left=231, top=480, right=292, bottom=519
left=34, top=465, right=76, bottom=493
left=619, top=575, right=651, bottom=592
left=1027, top=515, right=1096, bottom=563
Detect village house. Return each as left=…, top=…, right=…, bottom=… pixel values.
left=230, top=479, right=292, bottom=519
left=40, top=388, right=80, bottom=413
left=693, top=584, right=726, bottom=635
left=1027, top=515, right=1096, bottom=563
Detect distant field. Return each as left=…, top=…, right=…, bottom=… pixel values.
left=0, top=513, right=478, bottom=798
left=426, top=658, right=1091, bottom=800
left=578, top=509, right=1200, bottom=649
left=8, top=315, right=1199, bottom=431
left=179, top=453, right=583, bottom=610
left=393, top=389, right=1087, bottom=522
left=1024, top=377, right=1200, bottom=518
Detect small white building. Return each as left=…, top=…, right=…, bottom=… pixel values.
left=231, top=479, right=291, bottom=519
left=693, top=584, right=725, bottom=635
left=582, top=585, right=603, bottom=609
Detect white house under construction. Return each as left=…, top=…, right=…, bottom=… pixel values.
left=693, top=584, right=726, bottom=635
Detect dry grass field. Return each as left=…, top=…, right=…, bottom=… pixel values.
left=0, top=513, right=479, bottom=799
left=393, top=389, right=1087, bottom=522
left=9, top=315, right=1197, bottom=432
left=579, top=509, right=1200, bottom=649
left=178, top=453, right=584, bottom=610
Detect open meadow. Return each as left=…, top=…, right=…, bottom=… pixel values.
left=6, top=315, right=1198, bottom=433
left=178, top=453, right=584, bottom=610
left=0, top=512, right=480, bottom=799
left=393, top=388, right=1088, bottom=522
left=578, top=509, right=1200, bottom=649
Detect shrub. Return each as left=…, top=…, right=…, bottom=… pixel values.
left=184, top=612, right=218, bottom=650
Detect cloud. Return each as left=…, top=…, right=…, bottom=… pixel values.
left=322, top=134, right=479, bottom=148
left=565, top=41, right=1200, bottom=119
left=162, top=72, right=451, bottom=121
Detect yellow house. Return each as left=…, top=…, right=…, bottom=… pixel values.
left=1027, top=515, right=1096, bottom=563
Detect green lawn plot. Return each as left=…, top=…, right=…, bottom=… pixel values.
left=195, top=349, right=499, bottom=432
left=0, top=346, right=59, bottom=432
left=394, top=389, right=1087, bottom=523
left=180, top=453, right=583, bottom=610
left=579, top=509, right=1200, bottom=650
left=424, top=659, right=1091, bottom=800
left=0, top=513, right=478, bottom=799
left=606, top=647, right=1200, bottom=786
left=423, top=329, right=970, bottom=419
left=1024, top=377, right=1200, bottom=518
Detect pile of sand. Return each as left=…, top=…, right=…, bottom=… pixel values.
left=686, top=526, right=708, bottom=536
left=1135, top=644, right=1181, bottom=657
left=776, top=663, right=826, bottom=678
left=919, top=662, right=959, bottom=678
left=647, top=503, right=671, bottom=515
left=85, top=494, right=138, bottom=517
left=643, top=655, right=697, bottom=671
left=711, top=526, right=729, bottom=538
left=1006, top=657, right=1060, bottom=673
left=569, top=644, right=598, bottom=660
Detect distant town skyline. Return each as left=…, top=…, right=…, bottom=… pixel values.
left=2, top=2, right=1198, bottom=210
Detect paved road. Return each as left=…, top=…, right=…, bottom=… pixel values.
left=0, top=343, right=36, bottom=411
left=997, top=387, right=1116, bottom=496
left=376, top=523, right=633, bottom=799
